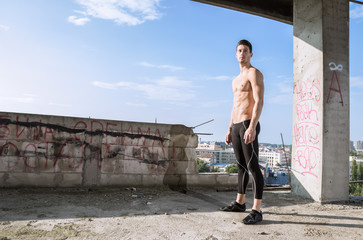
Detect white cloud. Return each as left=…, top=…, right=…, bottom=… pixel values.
left=266, top=75, right=293, bottom=105
left=253, top=56, right=272, bottom=63
left=266, top=93, right=292, bottom=105
left=74, top=10, right=88, bottom=15
left=48, top=101, right=70, bottom=107
left=208, top=75, right=233, bottom=81
left=117, top=82, right=134, bottom=87
left=139, top=61, right=185, bottom=71
left=0, top=93, right=38, bottom=104
left=351, top=76, right=363, bottom=88
left=0, top=24, right=9, bottom=31
left=200, top=99, right=229, bottom=108
left=126, top=102, right=147, bottom=107
left=275, top=75, right=293, bottom=93
left=351, top=5, right=363, bottom=19
left=277, top=81, right=292, bottom=94
left=92, top=76, right=195, bottom=101
left=93, top=81, right=118, bottom=89
left=23, top=93, right=37, bottom=97
left=1, top=96, right=35, bottom=103
left=69, top=0, right=162, bottom=26
left=68, top=16, right=91, bottom=26
left=155, top=76, right=192, bottom=87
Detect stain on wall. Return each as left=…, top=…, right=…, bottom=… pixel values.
left=0, top=112, right=198, bottom=187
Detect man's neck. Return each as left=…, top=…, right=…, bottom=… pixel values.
left=239, top=62, right=251, bottom=73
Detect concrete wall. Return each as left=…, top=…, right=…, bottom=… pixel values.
left=0, top=111, right=238, bottom=189
left=292, top=0, right=349, bottom=202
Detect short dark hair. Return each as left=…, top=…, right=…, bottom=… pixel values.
left=236, top=39, right=252, bottom=53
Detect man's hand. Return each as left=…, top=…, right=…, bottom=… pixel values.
left=244, top=127, right=256, bottom=144
left=225, top=131, right=232, bottom=145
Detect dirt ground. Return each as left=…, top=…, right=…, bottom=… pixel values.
left=0, top=187, right=362, bottom=240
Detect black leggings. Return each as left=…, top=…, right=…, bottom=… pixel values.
left=232, top=120, right=263, bottom=199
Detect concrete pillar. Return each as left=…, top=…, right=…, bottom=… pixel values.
left=292, top=0, right=349, bottom=202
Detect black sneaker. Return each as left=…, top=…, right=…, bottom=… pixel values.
left=219, top=201, right=246, bottom=212
left=242, top=210, right=263, bottom=224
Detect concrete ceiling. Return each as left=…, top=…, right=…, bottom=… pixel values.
left=192, top=0, right=293, bottom=25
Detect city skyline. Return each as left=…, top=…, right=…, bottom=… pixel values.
left=1, top=1, right=363, bottom=145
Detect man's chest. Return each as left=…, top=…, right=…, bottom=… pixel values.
left=233, top=77, right=251, bottom=93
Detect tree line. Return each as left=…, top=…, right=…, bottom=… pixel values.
left=196, top=159, right=238, bottom=173
left=350, top=159, right=363, bottom=196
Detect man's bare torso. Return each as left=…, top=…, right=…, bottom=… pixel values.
left=232, top=68, right=256, bottom=124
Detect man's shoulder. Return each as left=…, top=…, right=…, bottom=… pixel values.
left=248, top=66, right=263, bottom=79
left=248, top=66, right=261, bottom=74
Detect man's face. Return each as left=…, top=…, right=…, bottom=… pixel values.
left=236, top=44, right=252, bottom=63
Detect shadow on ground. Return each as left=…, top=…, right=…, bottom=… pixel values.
left=0, top=186, right=362, bottom=231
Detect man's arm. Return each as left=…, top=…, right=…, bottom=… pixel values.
left=225, top=109, right=234, bottom=145
left=226, top=79, right=236, bottom=145
left=244, top=69, right=264, bottom=144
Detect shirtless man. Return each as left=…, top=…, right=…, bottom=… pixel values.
left=220, top=39, right=265, bottom=225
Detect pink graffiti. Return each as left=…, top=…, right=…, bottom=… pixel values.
left=0, top=114, right=173, bottom=172
left=296, top=101, right=319, bottom=122
left=294, top=78, right=321, bottom=103
left=294, top=123, right=320, bottom=148
left=295, top=146, right=319, bottom=178
left=293, top=77, right=321, bottom=178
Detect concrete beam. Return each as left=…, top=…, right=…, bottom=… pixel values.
left=192, top=0, right=293, bottom=24
left=292, top=0, right=349, bottom=202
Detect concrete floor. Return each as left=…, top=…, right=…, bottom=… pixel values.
left=0, top=187, right=362, bottom=239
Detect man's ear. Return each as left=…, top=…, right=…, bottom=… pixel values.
left=251, top=52, right=253, bottom=58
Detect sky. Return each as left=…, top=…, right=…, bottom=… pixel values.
left=0, top=0, right=363, bottom=145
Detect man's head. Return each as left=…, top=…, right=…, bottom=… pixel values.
left=236, top=39, right=253, bottom=64
left=236, top=39, right=252, bottom=53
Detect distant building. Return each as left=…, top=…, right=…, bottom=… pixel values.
left=197, top=143, right=291, bottom=167
left=259, top=149, right=290, bottom=168
left=354, top=140, right=363, bottom=151
left=350, top=141, right=355, bottom=151
left=211, top=150, right=236, bottom=164
left=197, top=141, right=224, bottom=151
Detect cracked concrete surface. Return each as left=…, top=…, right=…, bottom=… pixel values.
left=0, top=187, right=362, bottom=239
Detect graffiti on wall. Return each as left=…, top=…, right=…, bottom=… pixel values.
left=326, top=62, right=344, bottom=106
left=0, top=115, right=177, bottom=172
left=293, top=78, right=321, bottom=178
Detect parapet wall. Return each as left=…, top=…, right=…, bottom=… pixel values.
left=0, top=112, right=202, bottom=188
left=0, top=112, right=238, bottom=189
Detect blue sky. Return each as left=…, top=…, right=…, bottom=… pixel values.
left=0, top=0, right=362, bottom=144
